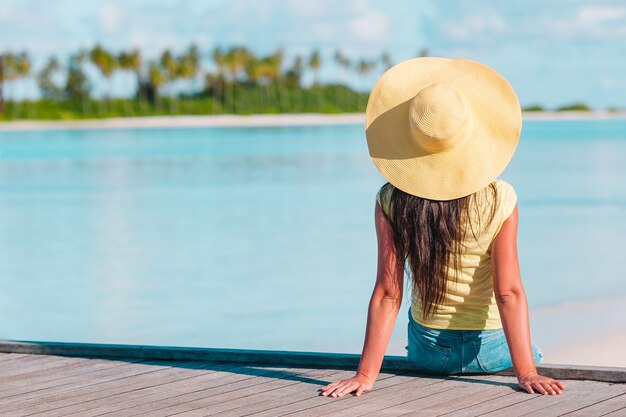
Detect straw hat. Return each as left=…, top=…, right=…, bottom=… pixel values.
left=365, top=57, right=521, bottom=200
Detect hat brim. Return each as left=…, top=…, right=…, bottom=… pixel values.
left=366, top=57, right=521, bottom=200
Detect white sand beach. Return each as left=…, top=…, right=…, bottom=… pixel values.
left=0, top=113, right=366, bottom=131
left=529, top=295, right=626, bottom=368
left=1, top=111, right=626, bottom=132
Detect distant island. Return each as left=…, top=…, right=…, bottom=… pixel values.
left=0, top=45, right=621, bottom=122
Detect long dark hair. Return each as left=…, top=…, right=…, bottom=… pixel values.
left=380, top=182, right=498, bottom=320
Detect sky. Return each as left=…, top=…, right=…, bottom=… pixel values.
left=1, top=0, right=625, bottom=108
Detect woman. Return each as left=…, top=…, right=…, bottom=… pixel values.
left=321, top=57, right=565, bottom=397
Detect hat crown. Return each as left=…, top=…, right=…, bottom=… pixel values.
left=409, top=83, right=470, bottom=152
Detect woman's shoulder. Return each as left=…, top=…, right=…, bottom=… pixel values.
left=376, top=182, right=395, bottom=217
left=493, top=179, right=518, bottom=219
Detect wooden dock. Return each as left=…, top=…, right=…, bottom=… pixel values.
left=0, top=341, right=624, bottom=416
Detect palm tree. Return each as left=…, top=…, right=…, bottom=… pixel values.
left=356, top=59, right=377, bottom=85
left=308, top=49, right=321, bottom=87
left=243, top=55, right=263, bottom=111
left=212, top=46, right=225, bottom=76
left=381, top=51, right=393, bottom=70
left=265, top=48, right=284, bottom=112
left=223, top=46, right=252, bottom=113
left=148, top=62, right=166, bottom=112
left=287, top=54, right=305, bottom=111
left=284, top=54, right=303, bottom=89
left=65, top=51, right=91, bottom=114
left=224, top=46, right=251, bottom=81
left=0, top=51, right=31, bottom=117
left=36, top=56, right=63, bottom=99
left=0, top=54, right=4, bottom=114
left=333, top=50, right=351, bottom=75
left=177, top=44, right=201, bottom=113
left=333, top=50, right=351, bottom=110
left=210, top=46, right=226, bottom=113
left=160, top=49, right=179, bottom=113
left=118, top=49, right=142, bottom=95
left=89, top=45, right=117, bottom=114
left=0, top=53, right=19, bottom=113
left=308, top=49, right=322, bottom=111
left=356, top=59, right=377, bottom=109
left=118, top=49, right=142, bottom=115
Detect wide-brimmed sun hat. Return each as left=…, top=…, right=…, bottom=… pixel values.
left=365, top=57, right=522, bottom=201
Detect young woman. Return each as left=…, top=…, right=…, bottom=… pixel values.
left=321, top=57, right=565, bottom=397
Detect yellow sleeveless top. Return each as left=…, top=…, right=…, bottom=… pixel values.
left=376, top=179, right=517, bottom=330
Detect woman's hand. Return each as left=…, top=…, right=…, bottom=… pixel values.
left=320, top=373, right=375, bottom=397
left=518, top=371, right=565, bottom=395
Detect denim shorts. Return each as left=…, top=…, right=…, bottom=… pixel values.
left=406, top=307, right=543, bottom=375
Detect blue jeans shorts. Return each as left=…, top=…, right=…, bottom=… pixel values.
left=406, top=307, right=543, bottom=375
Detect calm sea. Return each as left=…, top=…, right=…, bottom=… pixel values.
left=1, top=119, right=625, bottom=354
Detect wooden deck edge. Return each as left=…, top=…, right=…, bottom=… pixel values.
left=1, top=340, right=624, bottom=383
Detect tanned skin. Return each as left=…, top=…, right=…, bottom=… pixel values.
left=321, top=202, right=565, bottom=398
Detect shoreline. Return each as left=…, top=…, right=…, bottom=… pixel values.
left=1, top=111, right=626, bottom=132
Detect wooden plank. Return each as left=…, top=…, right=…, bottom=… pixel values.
left=19, top=363, right=238, bottom=417
left=196, top=370, right=380, bottom=417
left=280, top=378, right=461, bottom=417
left=390, top=375, right=524, bottom=417
left=155, top=368, right=348, bottom=417
left=478, top=380, right=620, bottom=416
left=0, top=360, right=161, bottom=404
left=63, top=365, right=344, bottom=417
left=518, top=384, right=626, bottom=417
left=0, top=354, right=53, bottom=372
left=0, top=357, right=138, bottom=388
left=440, top=391, right=521, bottom=416
left=440, top=379, right=586, bottom=417
left=2, top=341, right=624, bottom=382
left=563, top=393, right=626, bottom=416
left=0, top=353, right=29, bottom=362
left=0, top=355, right=85, bottom=381
left=0, top=352, right=623, bottom=417
left=221, top=371, right=438, bottom=417
left=324, top=375, right=504, bottom=417
left=602, top=406, right=626, bottom=416
left=13, top=365, right=306, bottom=416
left=0, top=358, right=146, bottom=397
left=142, top=369, right=356, bottom=417
left=0, top=360, right=214, bottom=412
left=79, top=369, right=407, bottom=417
left=72, top=366, right=344, bottom=417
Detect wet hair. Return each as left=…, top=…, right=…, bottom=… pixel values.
left=379, top=182, right=498, bottom=320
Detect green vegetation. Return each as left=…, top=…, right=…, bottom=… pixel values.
left=522, top=105, right=545, bottom=112
left=555, top=103, right=591, bottom=112
left=0, top=46, right=615, bottom=121
left=0, top=45, right=377, bottom=121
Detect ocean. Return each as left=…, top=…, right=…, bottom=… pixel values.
left=1, top=119, right=625, bottom=354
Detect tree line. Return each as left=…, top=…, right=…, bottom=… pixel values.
left=0, top=44, right=401, bottom=119
left=0, top=45, right=606, bottom=120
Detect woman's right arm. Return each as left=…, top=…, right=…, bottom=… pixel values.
left=321, top=202, right=404, bottom=398
left=492, top=204, right=565, bottom=395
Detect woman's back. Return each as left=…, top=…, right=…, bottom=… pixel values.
left=376, top=179, right=518, bottom=330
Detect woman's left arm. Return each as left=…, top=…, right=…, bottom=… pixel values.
left=321, top=202, right=404, bottom=397
left=492, top=205, right=565, bottom=395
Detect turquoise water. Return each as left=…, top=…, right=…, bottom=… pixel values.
left=0, top=120, right=625, bottom=354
